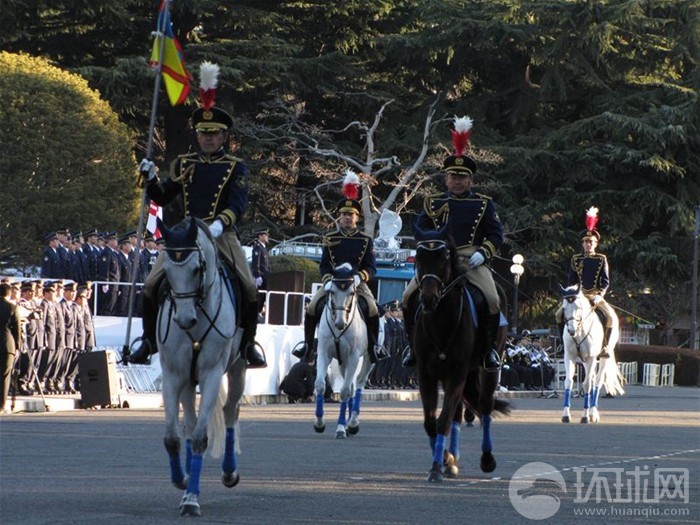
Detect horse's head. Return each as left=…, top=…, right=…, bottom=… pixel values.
left=560, top=284, right=586, bottom=337
left=414, top=225, right=456, bottom=313
left=326, top=263, right=357, bottom=330
left=160, top=217, right=215, bottom=330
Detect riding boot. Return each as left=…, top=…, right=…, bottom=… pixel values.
left=126, top=293, right=158, bottom=364
left=240, top=301, right=266, bottom=368
left=292, top=313, right=317, bottom=360
left=482, top=313, right=502, bottom=371
left=599, top=327, right=612, bottom=359
left=366, top=314, right=389, bottom=364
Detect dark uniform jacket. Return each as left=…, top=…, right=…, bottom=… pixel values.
left=40, top=247, right=62, bottom=279
left=251, top=240, right=270, bottom=287
left=139, top=249, right=159, bottom=282
left=146, top=148, right=249, bottom=230
left=320, top=228, right=376, bottom=283
left=417, top=190, right=503, bottom=261
left=82, top=243, right=100, bottom=281
left=567, top=253, right=610, bottom=296
left=96, top=247, right=121, bottom=315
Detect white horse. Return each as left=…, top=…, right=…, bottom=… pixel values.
left=313, top=263, right=374, bottom=439
left=157, top=217, right=245, bottom=517
left=560, top=284, right=625, bottom=423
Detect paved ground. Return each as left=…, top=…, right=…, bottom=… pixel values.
left=0, top=386, right=698, bottom=524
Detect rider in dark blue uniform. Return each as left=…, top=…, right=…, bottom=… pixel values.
left=127, top=63, right=265, bottom=368
left=292, top=173, right=388, bottom=364
left=401, top=116, right=504, bottom=371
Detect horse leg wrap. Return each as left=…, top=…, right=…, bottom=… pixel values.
left=449, top=422, right=461, bottom=460
left=338, top=400, right=348, bottom=426
left=187, top=454, right=203, bottom=496
left=315, top=394, right=324, bottom=419
left=583, top=392, right=590, bottom=410
left=222, top=428, right=236, bottom=474
left=592, top=387, right=600, bottom=407
left=353, top=389, right=362, bottom=415
left=481, top=414, right=493, bottom=453
left=564, top=389, right=571, bottom=408
left=432, top=434, right=446, bottom=466
left=185, top=439, right=193, bottom=475
left=165, top=438, right=184, bottom=485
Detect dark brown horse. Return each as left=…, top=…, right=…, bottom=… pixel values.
left=406, top=230, right=510, bottom=482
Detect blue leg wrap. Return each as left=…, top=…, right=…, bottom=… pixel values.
left=187, top=454, right=203, bottom=496
left=338, top=400, right=348, bottom=426
left=481, top=414, right=492, bottom=453
left=347, top=395, right=354, bottom=415
left=429, top=436, right=436, bottom=454
left=449, top=422, right=461, bottom=460
left=222, top=428, right=236, bottom=474
left=564, top=389, right=571, bottom=408
left=168, top=449, right=184, bottom=485
left=583, top=392, right=590, bottom=409
left=432, top=434, right=446, bottom=466
left=185, top=439, right=193, bottom=476
left=592, top=386, right=600, bottom=407
left=315, top=394, right=324, bottom=418
left=353, top=388, right=363, bottom=414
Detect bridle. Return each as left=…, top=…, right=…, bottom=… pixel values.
left=562, top=293, right=596, bottom=353
left=323, top=277, right=359, bottom=364
left=165, top=244, right=209, bottom=302
left=416, top=240, right=465, bottom=306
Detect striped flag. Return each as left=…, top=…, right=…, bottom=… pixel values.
left=149, top=0, right=191, bottom=106
left=146, top=201, right=163, bottom=239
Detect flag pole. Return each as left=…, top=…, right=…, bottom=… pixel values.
left=122, top=0, right=171, bottom=365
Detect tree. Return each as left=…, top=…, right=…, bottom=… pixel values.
left=0, top=52, right=139, bottom=271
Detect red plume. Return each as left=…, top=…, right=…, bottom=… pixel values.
left=585, top=207, right=599, bottom=231
left=342, top=170, right=360, bottom=200
left=451, top=116, right=473, bottom=156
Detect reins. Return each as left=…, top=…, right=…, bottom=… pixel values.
left=324, top=280, right=359, bottom=365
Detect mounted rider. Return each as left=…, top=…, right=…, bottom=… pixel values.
left=401, top=116, right=504, bottom=371
left=292, top=171, right=389, bottom=365
left=127, top=62, right=266, bottom=368
left=557, top=207, right=618, bottom=358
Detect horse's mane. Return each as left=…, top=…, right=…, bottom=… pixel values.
left=166, top=217, right=215, bottom=249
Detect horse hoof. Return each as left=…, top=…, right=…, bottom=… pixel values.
left=347, top=424, right=359, bottom=435
left=179, top=494, right=201, bottom=517
left=172, top=475, right=189, bottom=490
left=222, top=470, right=240, bottom=488
left=561, top=416, right=570, bottom=423
left=314, top=424, right=326, bottom=433
left=466, top=421, right=474, bottom=428
left=335, top=430, right=347, bottom=439
left=444, top=464, right=459, bottom=478
left=580, top=417, right=589, bottom=424
left=427, top=467, right=444, bottom=483
left=480, top=452, right=496, bottom=473
left=443, top=451, right=456, bottom=468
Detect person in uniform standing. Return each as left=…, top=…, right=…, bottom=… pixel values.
left=292, top=171, right=389, bottom=365
left=127, top=62, right=265, bottom=368
left=250, top=228, right=270, bottom=315
left=0, top=283, right=22, bottom=411
left=115, top=233, right=133, bottom=317
left=401, top=116, right=504, bottom=371
left=40, top=232, right=62, bottom=279
left=96, top=232, right=121, bottom=316
left=556, top=207, right=619, bottom=358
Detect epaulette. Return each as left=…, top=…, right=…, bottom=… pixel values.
left=223, top=153, right=243, bottom=163
left=473, top=192, right=493, bottom=201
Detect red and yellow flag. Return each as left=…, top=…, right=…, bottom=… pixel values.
left=149, top=0, right=190, bottom=106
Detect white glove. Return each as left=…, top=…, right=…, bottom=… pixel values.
left=139, top=158, right=158, bottom=181
left=593, top=295, right=603, bottom=305
left=255, top=276, right=263, bottom=287
left=101, top=285, right=109, bottom=294
left=469, top=251, right=485, bottom=268
left=353, top=275, right=361, bottom=287
left=323, top=280, right=333, bottom=292
left=209, top=219, right=224, bottom=238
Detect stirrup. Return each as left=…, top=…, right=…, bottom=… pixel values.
left=402, top=346, right=416, bottom=368
left=373, top=344, right=390, bottom=361
left=291, top=341, right=309, bottom=360
left=598, top=347, right=611, bottom=359
left=482, top=348, right=501, bottom=372
left=127, top=337, right=153, bottom=365
left=245, top=341, right=267, bottom=369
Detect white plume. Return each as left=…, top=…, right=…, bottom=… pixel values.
left=453, top=115, right=473, bottom=133
left=199, top=62, right=220, bottom=91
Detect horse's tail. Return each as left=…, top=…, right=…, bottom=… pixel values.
left=207, top=379, right=227, bottom=459
left=600, top=351, right=625, bottom=397
left=493, top=399, right=512, bottom=416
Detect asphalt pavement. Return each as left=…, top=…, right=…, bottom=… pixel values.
left=0, top=386, right=698, bottom=525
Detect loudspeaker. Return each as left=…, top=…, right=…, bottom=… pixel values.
left=79, top=351, right=120, bottom=408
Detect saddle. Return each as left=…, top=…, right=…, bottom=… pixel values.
left=588, top=299, right=607, bottom=327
